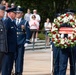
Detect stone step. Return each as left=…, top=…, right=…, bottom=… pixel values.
left=31, top=40, right=46, bottom=43
left=25, top=40, right=51, bottom=50
left=26, top=43, right=46, bottom=47
left=25, top=45, right=50, bottom=50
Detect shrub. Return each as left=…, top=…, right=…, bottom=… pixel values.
left=38, top=32, right=45, bottom=40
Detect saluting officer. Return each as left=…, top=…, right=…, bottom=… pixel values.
left=0, top=4, right=8, bottom=72
left=14, top=6, right=30, bottom=75
left=1, top=7, right=17, bottom=75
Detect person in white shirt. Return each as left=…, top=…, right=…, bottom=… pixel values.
left=11, top=3, right=15, bottom=8
left=29, top=15, right=39, bottom=42
left=24, top=8, right=32, bottom=22
left=44, top=18, right=51, bottom=46
left=30, top=9, right=41, bottom=41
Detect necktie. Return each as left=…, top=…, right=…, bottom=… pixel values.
left=17, top=19, right=19, bottom=25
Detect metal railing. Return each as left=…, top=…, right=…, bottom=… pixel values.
left=30, top=29, right=49, bottom=50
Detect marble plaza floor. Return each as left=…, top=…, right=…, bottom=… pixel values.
left=22, top=48, right=70, bottom=75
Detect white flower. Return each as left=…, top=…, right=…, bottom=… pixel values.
left=68, top=34, right=73, bottom=39
left=54, top=18, right=57, bottom=22
left=58, top=34, right=60, bottom=37
left=51, top=27, right=58, bottom=31
left=61, top=34, right=64, bottom=38
left=52, top=35, right=56, bottom=38
left=57, top=16, right=61, bottom=20
left=55, top=38, right=58, bottom=41
left=60, top=39, right=65, bottom=44
left=69, top=15, right=73, bottom=19
left=75, top=20, right=76, bottom=23
left=63, top=17, right=68, bottom=23
left=74, top=28, right=76, bottom=31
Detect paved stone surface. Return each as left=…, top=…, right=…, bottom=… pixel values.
left=23, top=49, right=51, bottom=75
left=22, top=48, right=70, bottom=75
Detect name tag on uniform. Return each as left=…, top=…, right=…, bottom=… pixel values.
left=0, top=29, right=3, bottom=31
left=11, top=27, right=14, bottom=29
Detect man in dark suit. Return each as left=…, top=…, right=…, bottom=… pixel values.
left=52, top=13, right=61, bottom=75
left=58, top=11, right=75, bottom=75
left=1, top=7, right=17, bottom=75
left=14, top=6, right=30, bottom=75
left=53, top=11, right=75, bottom=75
left=0, top=4, right=8, bottom=72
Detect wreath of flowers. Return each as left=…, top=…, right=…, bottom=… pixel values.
left=49, top=13, right=76, bottom=48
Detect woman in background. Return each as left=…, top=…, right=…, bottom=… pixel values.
left=44, top=18, right=51, bottom=46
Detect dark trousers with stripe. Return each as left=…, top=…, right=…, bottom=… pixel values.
left=53, top=43, right=75, bottom=75
left=2, top=52, right=15, bottom=75
left=14, top=44, right=25, bottom=74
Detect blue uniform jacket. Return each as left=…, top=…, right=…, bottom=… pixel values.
left=3, top=18, right=17, bottom=52
left=14, top=18, right=30, bottom=45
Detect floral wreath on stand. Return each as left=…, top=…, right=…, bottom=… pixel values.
left=49, top=13, right=76, bottom=48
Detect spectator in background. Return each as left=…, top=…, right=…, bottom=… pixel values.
left=44, top=18, right=51, bottom=46
left=24, top=8, right=32, bottom=43
left=2, top=2, right=9, bottom=20
left=11, top=3, right=15, bottom=8
left=29, top=15, right=39, bottom=42
left=1, top=0, right=7, bottom=20
left=1, top=0, right=6, bottom=5
left=30, top=9, right=41, bottom=41
left=24, top=8, right=32, bottom=22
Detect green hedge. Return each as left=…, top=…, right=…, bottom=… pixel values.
left=38, top=32, right=45, bottom=40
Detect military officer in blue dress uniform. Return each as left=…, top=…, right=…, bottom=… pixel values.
left=53, top=11, right=75, bottom=75
left=58, top=10, right=75, bottom=75
left=14, top=6, right=30, bottom=75
left=1, top=7, right=17, bottom=75
left=52, top=13, right=61, bottom=75
left=0, top=4, right=8, bottom=72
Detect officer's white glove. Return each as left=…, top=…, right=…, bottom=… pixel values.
left=24, top=43, right=28, bottom=47
left=50, top=45, right=52, bottom=50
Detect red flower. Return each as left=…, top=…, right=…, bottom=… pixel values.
left=61, top=16, right=64, bottom=18
left=68, top=37, right=71, bottom=40
left=72, top=39, right=74, bottom=42
left=54, top=25, right=58, bottom=28
left=70, top=19, right=74, bottom=22
left=65, top=42, right=67, bottom=44
left=56, top=35, right=58, bottom=39
left=52, top=31, right=56, bottom=34
left=67, top=43, right=70, bottom=46
left=60, top=22, right=63, bottom=24
left=58, top=39, right=60, bottom=43
left=66, top=14, right=69, bottom=17
left=72, top=37, right=76, bottom=41
left=65, top=42, right=70, bottom=46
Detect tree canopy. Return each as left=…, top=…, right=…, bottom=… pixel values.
left=5, top=0, right=76, bottom=29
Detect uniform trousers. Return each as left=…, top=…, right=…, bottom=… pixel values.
left=2, top=52, right=15, bottom=75
left=14, top=44, right=25, bottom=74
left=0, top=52, right=5, bottom=72
left=73, top=46, right=76, bottom=75
left=53, top=43, right=75, bottom=75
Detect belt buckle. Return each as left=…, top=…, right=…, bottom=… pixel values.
left=17, top=32, right=19, bottom=34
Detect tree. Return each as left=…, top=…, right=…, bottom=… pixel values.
left=6, top=0, right=76, bottom=29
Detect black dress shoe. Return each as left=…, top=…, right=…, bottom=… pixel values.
left=14, top=72, right=22, bottom=75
